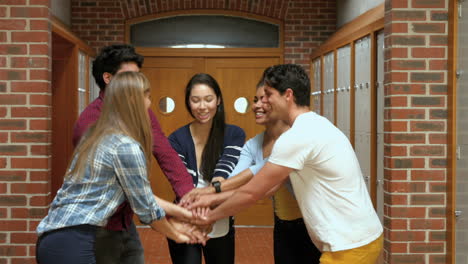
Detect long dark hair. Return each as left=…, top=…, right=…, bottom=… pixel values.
left=185, top=73, right=226, bottom=182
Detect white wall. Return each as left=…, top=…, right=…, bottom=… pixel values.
left=52, top=0, right=71, bottom=26
left=336, top=0, right=383, bottom=28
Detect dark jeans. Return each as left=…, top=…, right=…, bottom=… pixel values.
left=36, top=224, right=98, bottom=264
left=94, top=221, right=145, bottom=264
left=274, top=215, right=321, bottom=264
left=167, top=219, right=235, bottom=264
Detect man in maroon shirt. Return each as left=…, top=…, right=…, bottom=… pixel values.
left=73, top=44, right=194, bottom=264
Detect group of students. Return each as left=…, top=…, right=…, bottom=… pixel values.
left=36, top=44, right=383, bottom=264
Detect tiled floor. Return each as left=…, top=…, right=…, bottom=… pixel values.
left=138, top=226, right=274, bottom=264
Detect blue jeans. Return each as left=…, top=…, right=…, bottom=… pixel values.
left=273, top=215, right=321, bottom=264
left=36, top=224, right=98, bottom=264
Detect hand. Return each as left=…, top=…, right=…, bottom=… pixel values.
left=191, top=207, right=214, bottom=226
left=168, top=217, right=210, bottom=245
left=180, top=187, right=214, bottom=207
left=186, top=194, right=219, bottom=210
left=149, top=217, right=191, bottom=244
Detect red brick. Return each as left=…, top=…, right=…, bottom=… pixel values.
left=387, top=84, right=426, bottom=95
left=0, top=119, right=27, bottom=130
left=0, top=0, right=27, bottom=4
left=384, top=145, right=407, bottom=156
left=30, top=144, right=50, bottom=156
left=412, top=23, right=446, bottom=33
left=410, top=219, right=445, bottom=230
left=11, top=183, right=49, bottom=194
left=391, top=10, right=427, bottom=21
left=29, top=44, right=49, bottom=55
left=0, top=44, right=27, bottom=55
left=11, top=132, right=49, bottom=143
left=411, top=72, right=444, bottom=83
left=430, top=158, right=447, bottom=168
left=410, top=121, right=445, bottom=132
left=11, top=107, right=50, bottom=118
left=0, top=132, right=8, bottom=143
left=387, top=157, right=425, bottom=168
left=0, top=94, right=26, bottom=105
left=0, top=183, right=6, bottom=193
left=29, top=194, right=52, bottom=206
left=11, top=157, right=49, bottom=169
left=11, top=7, right=48, bottom=18
left=410, top=194, right=445, bottom=205
left=29, top=119, right=50, bottom=130
left=385, top=72, right=408, bottom=82
left=0, top=195, right=27, bottom=206
left=411, top=96, right=445, bottom=107
left=412, top=0, right=445, bottom=8
left=390, top=59, right=425, bottom=70
left=30, top=94, right=51, bottom=105
left=384, top=193, right=408, bottom=205
left=409, top=242, right=444, bottom=253
left=30, top=0, right=51, bottom=6
left=30, top=170, right=49, bottom=181
left=429, top=182, right=446, bottom=192
left=429, top=254, right=446, bottom=264
left=10, top=232, right=37, bottom=244
left=0, top=19, right=27, bottom=30
left=0, top=170, right=26, bottom=181
left=384, top=218, right=407, bottom=230
left=11, top=81, right=50, bottom=92
left=386, top=109, right=425, bottom=120
left=30, top=69, right=50, bottom=80
left=0, top=220, right=27, bottom=231
left=0, top=69, right=27, bottom=81
left=11, top=57, right=49, bottom=68
left=0, top=245, right=27, bottom=257
left=386, top=47, right=408, bottom=58
left=429, top=133, right=447, bottom=144
left=0, top=157, right=6, bottom=168
left=11, top=208, right=47, bottom=219
left=430, top=84, right=447, bottom=94
left=0, top=145, right=27, bottom=156
left=411, top=170, right=445, bottom=181
left=429, top=60, right=447, bottom=70
left=390, top=22, right=408, bottom=33
left=384, top=121, right=408, bottom=132
left=385, top=242, right=408, bottom=253
left=389, top=230, right=425, bottom=241
left=385, top=96, right=408, bottom=107
left=30, top=19, right=50, bottom=30
left=0, top=7, right=5, bottom=17
left=412, top=47, right=446, bottom=58
left=0, top=208, right=6, bottom=218
left=12, top=31, right=49, bottom=43
left=386, top=132, right=425, bottom=144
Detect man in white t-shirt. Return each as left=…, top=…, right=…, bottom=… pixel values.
left=193, top=64, right=383, bottom=263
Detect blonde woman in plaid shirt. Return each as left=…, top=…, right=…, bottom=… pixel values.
left=36, top=72, right=206, bottom=264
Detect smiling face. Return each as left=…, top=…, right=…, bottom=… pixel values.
left=252, top=86, right=272, bottom=125
left=188, top=83, right=219, bottom=124
left=262, top=85, right=288, bottom=121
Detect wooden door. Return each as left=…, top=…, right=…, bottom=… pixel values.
left=140, top=57, right=204, bottom=202
left=142, top=56, right=279, bottom=226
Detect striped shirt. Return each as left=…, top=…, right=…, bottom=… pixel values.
left=37, top=134, right=165, bottom=235
left=168, top=124, right=245, bottom=184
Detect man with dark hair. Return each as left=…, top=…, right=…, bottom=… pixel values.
left=194, top=64, right=383, bottom=263
left=73, top=44, right=194, bottom=264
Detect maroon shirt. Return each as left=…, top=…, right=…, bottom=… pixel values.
left=73, top=91, right=194, bottom=230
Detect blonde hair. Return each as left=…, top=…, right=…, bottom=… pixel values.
left=67, top=71, right=153, bottom=180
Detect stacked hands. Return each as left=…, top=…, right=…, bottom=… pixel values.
left=156, top=177, right=226, bottom=245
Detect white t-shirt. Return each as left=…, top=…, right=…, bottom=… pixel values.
left=269, top=111, right=382, bottom=252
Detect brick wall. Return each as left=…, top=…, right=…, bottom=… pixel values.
left=384, top=0, right=449, bottom=263
left=0, top=0, right=51, bottom=263
left=70, top=0, right=336, bottom=72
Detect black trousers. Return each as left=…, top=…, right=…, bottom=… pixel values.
left=273, top=215, right=321, bottom=264
left=36, top=225, right=98, bottom=264
left=167, top=219, right=235, bottom=264
left=93, top=221, right=145, bottom=264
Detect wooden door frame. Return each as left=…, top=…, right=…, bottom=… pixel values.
left=124, top=10, right=283, bottom=60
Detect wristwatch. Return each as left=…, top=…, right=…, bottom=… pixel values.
left=212, top=180, right=221, bottom=193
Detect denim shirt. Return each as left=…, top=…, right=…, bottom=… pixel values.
left=37, top=134, right=165, bottom=235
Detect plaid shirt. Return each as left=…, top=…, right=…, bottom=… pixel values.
left=37, top=134, right=165, bottom=235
